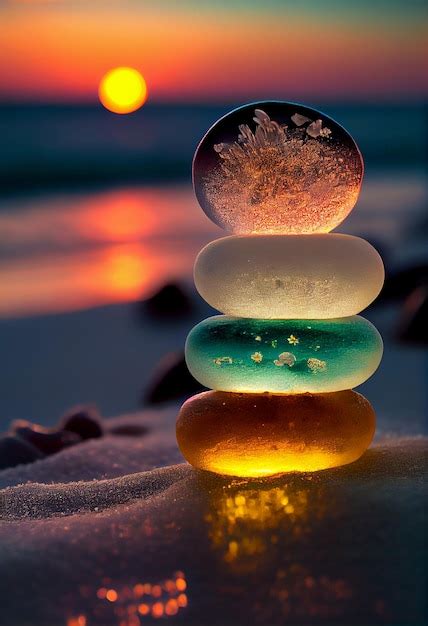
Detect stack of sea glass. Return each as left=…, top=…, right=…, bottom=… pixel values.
left=177, top=102, right=384, bottom=478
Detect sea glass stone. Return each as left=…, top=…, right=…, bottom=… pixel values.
left=193, top=101, right=363, bottom=234
left=176, top=390, right=376, bottom=477
left=185, top=316, right=383, bottom=394
left=194, top=233, right=384, bottom=319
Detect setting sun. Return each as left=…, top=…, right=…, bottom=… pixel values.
left=98, top=67, right=147, bottom=114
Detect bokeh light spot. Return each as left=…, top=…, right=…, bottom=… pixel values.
left=105, top=589, right=118, bottom=602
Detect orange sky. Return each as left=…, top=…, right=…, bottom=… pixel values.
left=0, top=3, right=427, bottom=102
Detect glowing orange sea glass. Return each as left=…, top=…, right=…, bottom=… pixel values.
left=193, top=102, right=363, bottom=234
left=176, top=390, right=375, bottom=477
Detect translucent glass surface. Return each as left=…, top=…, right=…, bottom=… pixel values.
left=185, top=316, right=383, bottom=394
left=193, top=102, right=363, bottom=234
left=194, top=234, right=384, bottom=318
left=176, top=390, right=376, bottom=476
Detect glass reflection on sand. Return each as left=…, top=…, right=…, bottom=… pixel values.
left=199, top=474, right=383, bottom=624
left=67, top=571, right=188, bottom=625
left=205, top=484, right=313, bottom=572
left=203, top=477, right=355, bottom=621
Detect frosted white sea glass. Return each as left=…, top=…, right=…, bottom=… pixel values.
left=194, top=234, right=384, bottom=319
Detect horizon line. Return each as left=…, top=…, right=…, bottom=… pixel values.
left=0, top=97, right=426, bottom=108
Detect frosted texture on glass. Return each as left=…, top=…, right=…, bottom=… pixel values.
left=194, top=234, right=384, bottom=318
left=193, top=102, right=363, bottom=234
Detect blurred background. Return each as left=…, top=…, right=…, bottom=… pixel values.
left=0, top=0, right=427, bottom=430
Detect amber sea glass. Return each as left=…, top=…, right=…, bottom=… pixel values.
left=176, top=390, right=376, bottom=477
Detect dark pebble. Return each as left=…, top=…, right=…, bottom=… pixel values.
left=139, top=282, right=193, bottom=319
left=11, top=420, right=81, bottom=455
left=397, top=286, right=428, bottom=344
left=144, top=351, right=206, bottom=404
left=61, top=406, right=104, bottom=440
left=0, top=436, right=45, bottom=470
left=380, top=263, right=428, bottom=303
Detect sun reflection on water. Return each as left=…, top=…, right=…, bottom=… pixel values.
left=0, top=186, right=217, bottom=317
left=77, top=191, right=155, bottom=243
left=105, top=245, right=148, bottom=295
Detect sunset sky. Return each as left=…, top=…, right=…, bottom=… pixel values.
left=0, top=0, right=427, bottom=103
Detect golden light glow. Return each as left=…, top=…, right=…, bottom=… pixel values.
left=67, top=617, right=86, bottom=626
left=93, top=572, right=188, bottom=622
left=105, top=589, right=118, bottom=602
left=152, top=602, right=164, bottom=618
left=98, top=67, right=147, bottom=114
left=177, top=594, right=188, bottom=608
left=165, top=599, right=179, bottom=616
left=205, top=484, right=311, bottom=573
left=177, top=390, right=376, bottom=477
left=202, top=480, right=355, bottom=617
left=105, top=245, right=148, bottom=295
left=138, top=603, right=150, bottom=615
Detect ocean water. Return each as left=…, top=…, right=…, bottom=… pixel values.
left=0, top=172, right=426, bottom=318
left=0, top=103, right=426, bottom=425
left=0, top=102, right=426, bottom=191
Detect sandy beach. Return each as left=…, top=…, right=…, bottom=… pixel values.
left=1, top=403, right=427, bottom=626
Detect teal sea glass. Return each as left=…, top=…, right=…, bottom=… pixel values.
left=185, top=316, right=383, bottom=394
